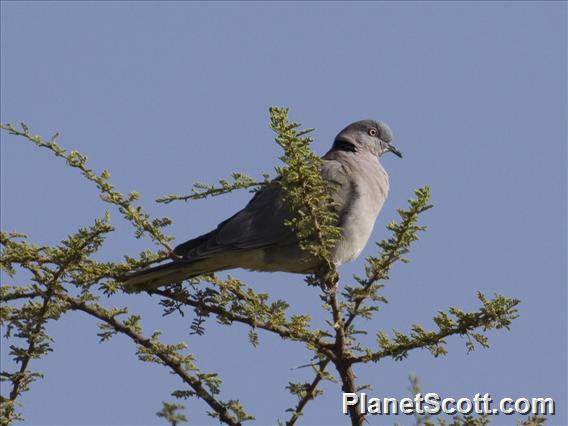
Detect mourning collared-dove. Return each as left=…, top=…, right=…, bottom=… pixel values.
left=123, top=120, right=401, bottom=291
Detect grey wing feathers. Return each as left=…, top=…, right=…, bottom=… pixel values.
left=173, top=160, right=353, bottom=261
left=320, top=159, right=353, bottom=214
left=173, top=181, right=297, bottom=259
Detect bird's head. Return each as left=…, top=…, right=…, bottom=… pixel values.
left=333, top=120, right=402, bottom=158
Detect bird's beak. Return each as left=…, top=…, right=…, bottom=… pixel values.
left=387, top=144, right=403, bottom=158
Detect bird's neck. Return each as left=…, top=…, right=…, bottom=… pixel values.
left=332, top=137, right=357, bottom=153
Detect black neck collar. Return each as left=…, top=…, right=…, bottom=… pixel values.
left=332, top=137, right=357, bottom=153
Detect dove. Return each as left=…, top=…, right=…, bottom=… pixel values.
left=123, top=120, right=401, bottom=291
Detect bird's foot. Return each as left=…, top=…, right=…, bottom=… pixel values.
left=318, top=269, right=339, bottom=294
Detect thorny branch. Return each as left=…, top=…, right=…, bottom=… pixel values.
left=1, top=113, right=521, bottom=426
left=329, top=292, right=364, bottom=426
left=284, top=358, right=330, bottom=426
left=6, top=287, right=54, bottom=405
left=0, top=123, right=174, bottom=252
left=62, top=294, right=242, bottom=426
left=149, top=288, right=336, bottom=359
left=156, top=172, right=269, bottom=204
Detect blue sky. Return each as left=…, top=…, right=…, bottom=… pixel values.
left=1, top=2, right=566, bottom=425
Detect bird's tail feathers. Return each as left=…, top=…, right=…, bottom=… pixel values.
left=121, top=261, right=199, bottom=292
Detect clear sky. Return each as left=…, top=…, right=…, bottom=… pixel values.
left=1, top=2, right=566, bottom=425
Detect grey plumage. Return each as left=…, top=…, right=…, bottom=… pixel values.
left=123, top=120, right=401, bottom=291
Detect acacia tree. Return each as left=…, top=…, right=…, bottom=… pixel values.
left=1, top=109, right=522, bottom=426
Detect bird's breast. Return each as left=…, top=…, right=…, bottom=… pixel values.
left=333, top=161, right=389, bottom=266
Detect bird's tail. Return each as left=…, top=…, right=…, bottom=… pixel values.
left=121, top=261, right=199, bottom=292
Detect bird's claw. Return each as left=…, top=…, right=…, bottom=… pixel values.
left=318, top=269, right=339, bottom=294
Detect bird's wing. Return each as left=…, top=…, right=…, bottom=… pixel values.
left=173, top=180, right=296, bottom=259
left=320, top=158, right=354, bottom=217
left=174, top=159, right=353, bottom=260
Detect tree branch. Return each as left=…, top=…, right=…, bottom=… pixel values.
left=156, top=173, right=268, bottom=204
left=6, top=287, right=54, bottom=403
left=62, top=294, right=242, bottom=426
left=0, top=291, right=42, bottom=302
left=0, top=123, right=174, bottom=251
left=351, top=293, right=520, bottom=364
left=284, top=359, right=330, bottom=426
left=344, top=187, right=432, bottom=331
left=149, top=288, right=336, bottom=358
left=329, top=292, right=364, bottom=426
left=1, top=115, right=522, bottom=426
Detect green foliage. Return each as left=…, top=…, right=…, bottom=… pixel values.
left=517, top=416, right=548, bottom=426
left=368, top=292, right=520, bottom=362
left=0, top=111, right=522, bottom=426
left=270, top=107, right=342, bottom=285
left=156, top=172, right=270, bottom=204
left=342, top=187, right=432, bottom=329
left=156, top=401, right=187, bottom=426
left=0, top=123, right=173, bottom=250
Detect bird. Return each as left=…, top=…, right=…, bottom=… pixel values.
left=123, top=120, right=402, bottom=291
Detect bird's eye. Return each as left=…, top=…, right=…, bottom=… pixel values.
left=368, top=128, right=377, bottom=136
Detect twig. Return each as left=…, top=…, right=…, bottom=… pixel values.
left=344, top=238, right=401, bottom=332
left=156, top=178, right=267, bottom=204
left=0, top=291, right=42, bottom=302
left=285, top=359, right=330, bottom=426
